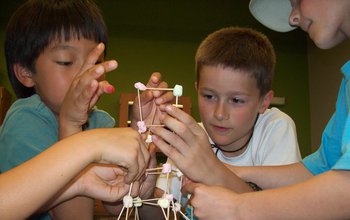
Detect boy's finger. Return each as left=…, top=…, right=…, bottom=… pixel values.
left=134, top=139, right=150, bottom=181
left=161, top=105, right=203, bottom=140
left=76, top=61, right=117, bottom=96
left=146, top=72, right=162, bottom=88
left=100, top=60, right=118, bottom=73
left=79, top=43, right=105, bottom=75
left=71, top=65, right=105, bottom=97
left=151, top=134, right=183, bottom=161
left=154, top=90, right=174, bottom=106
left=88, top=60, right=117, bottom=81
left=162, top=105, right=203, bottom=134
left=182, top=181, right=202, bottom=195
left=98, top=81, right=115, bottom=94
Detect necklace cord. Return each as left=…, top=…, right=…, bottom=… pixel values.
left=212, top=113, right=259, bottom=154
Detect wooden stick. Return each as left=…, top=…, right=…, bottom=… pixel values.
left=146, top=87, right=174, bottom=91
left=137, top=89, right=143, bottom=121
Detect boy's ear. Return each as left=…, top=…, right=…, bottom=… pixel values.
left=259, top=90, right=273, bottom=113
left=13, top=64, right=35, bottom=87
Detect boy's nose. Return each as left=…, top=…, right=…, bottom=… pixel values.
left=289, top=8, right=300, bottom=27
left=214, top=102, right=229, bottom=121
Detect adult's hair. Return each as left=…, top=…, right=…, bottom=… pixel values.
left=195, top=26, right=276, bottom=96
left=5, top=0, right=108, bottom=98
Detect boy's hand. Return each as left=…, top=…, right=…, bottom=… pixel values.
left=59, top=43, right=117, bottom=138
left=90, top=128, right=150, bottom=183
left=45, top=128, right=151, bottom=208
left=150, top=105, right=224, bottom=184
left=63, top=164, right=131, bottom=203
left=131, top=72, right=174, bottom=129
left=102, top=143, right=158, bottom=215
left=182, top=182, right=238, bottom=220
left=138, top=143, right=158, bottom=199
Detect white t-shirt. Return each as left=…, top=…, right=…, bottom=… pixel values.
left=156, top=107, right=301, bottom=199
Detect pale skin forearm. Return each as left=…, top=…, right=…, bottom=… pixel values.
left=56, top=120, right=90, bottom=219
left=203, top=162, right=253, bottom=192
left=0, top=133, right=98, bottom=219
left=226, top=162, right=313, bottom=189
left=239, top=170, right=350, bottom=219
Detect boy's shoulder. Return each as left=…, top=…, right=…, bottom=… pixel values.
left=2, top=94, right=55, bottom=127
left=11, top=94, right=52, bottom=114
left=11, top=94, right=47, bottom=112
left=261, top=107, right=293, bottom=121
left=257, top=107, right=295, bottom=128
left=87, top=107, right=115, bottom=129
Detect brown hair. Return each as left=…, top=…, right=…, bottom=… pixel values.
left=195, top=27, right=276, bottom=96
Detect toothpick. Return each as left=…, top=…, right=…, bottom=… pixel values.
left=146, top=124, right=165, bottom=127
left=146, top=87, right=174, bottom=91
left=137, top=89, right=143, bottom=121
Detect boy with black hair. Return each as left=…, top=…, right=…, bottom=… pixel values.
left=0, top=0, right=171, bottom=219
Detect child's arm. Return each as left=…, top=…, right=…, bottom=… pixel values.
left=0, top=128, right=150, bottom=219
left=56, top=43, right=117, bottom=219
left=226, top=162, right=313, bottom=189
left=59, top=43, right=116, bottom=138
left=151, top=104, right=252, bottom=193
left=183, top=170, right=350, bottom=219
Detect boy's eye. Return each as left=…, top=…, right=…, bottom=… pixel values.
left=56, top=61, right=72, bottom=66
left=230, top=97, right=245, bottom=104
left=203, top=94, right=215, bottom=100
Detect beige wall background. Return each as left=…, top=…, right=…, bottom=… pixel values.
left=307, top=39, right=349, bottom=152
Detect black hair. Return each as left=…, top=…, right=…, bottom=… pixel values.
left=5, top=0, right=108, bottom=98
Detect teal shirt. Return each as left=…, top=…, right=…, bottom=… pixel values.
left=302, top=61, right=350, bottom=173
left=0, top=94, right=115, bottom=219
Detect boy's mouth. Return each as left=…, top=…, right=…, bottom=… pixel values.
left=212, top=125, right=230, bottom=132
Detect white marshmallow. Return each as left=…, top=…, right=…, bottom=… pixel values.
left=173, top=85, right=183, bottom=96
left=173, top=202, right=181, bottom=212
left=137, top=121, right=147, bottom=133
left=162, top=163, right=172, bottom=174
left=145, top=134, right=153, bottom=143
left=123, top=195, right=133, bottom=208
left=133, top=197, right=143, bottom=207
left=134, top=82, right=147, bottom=91
left=157, top=198, right=170, bottom=209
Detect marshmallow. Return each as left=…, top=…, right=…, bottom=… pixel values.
left=133, top=197, right=143, bottom=207
left=134, top=82, right=147, bottom=91
left=123, top=195, right=133, bottom=208
left=173, top=85, right=183, bottom=96
left=173, top=202, right=181, bottom=212
left=137, top=121, right=147, bottom=133
left=157, top=197, right=170, bottom=209
left=162, top=163, right=172, bottom=174
left=145, top=134, right=153, bottom=143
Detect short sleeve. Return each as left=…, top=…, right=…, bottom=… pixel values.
left=0, top=102, right=58, bottom=172
left=254, top=108, right=301, bottom=165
